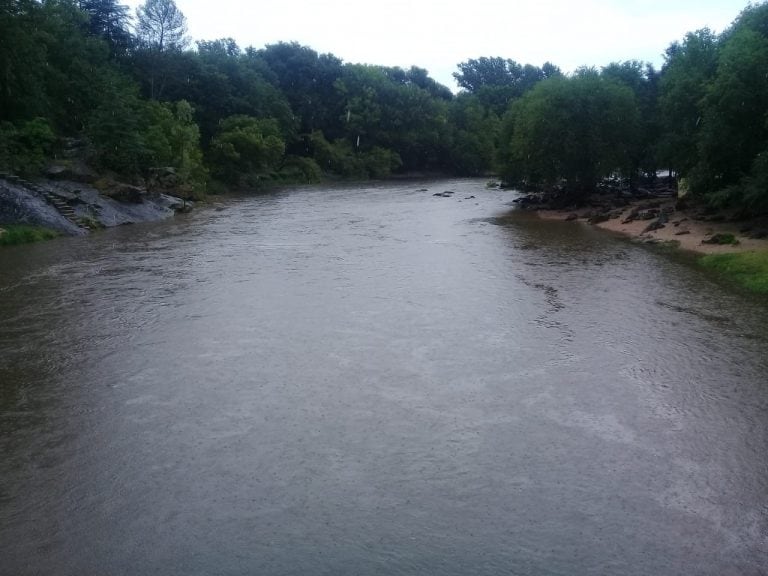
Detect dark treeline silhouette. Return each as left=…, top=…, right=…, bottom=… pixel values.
left=1, top=0, right=767, bottom=215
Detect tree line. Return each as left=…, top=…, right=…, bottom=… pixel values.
left=1, top=0, right=768, bottom=215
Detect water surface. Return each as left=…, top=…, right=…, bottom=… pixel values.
left=1, top=180, right=767, bottom=575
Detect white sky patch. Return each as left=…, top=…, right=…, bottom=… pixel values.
left=125, top=0, right=750, bottom=89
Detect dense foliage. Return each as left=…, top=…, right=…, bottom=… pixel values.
left=2, top=0, right=768, bottom=214
left=497, top=2, right=768, bottom=215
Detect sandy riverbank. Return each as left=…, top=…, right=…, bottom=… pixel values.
left=537, top=201, right=768, bottom=255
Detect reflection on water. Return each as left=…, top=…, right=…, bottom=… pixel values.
left=1, top=180, right=767, bottom=575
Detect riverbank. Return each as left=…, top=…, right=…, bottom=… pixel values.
left=0, top=174, right=190, bottom=242
left=537, top=203, right=768, bottom=254
left=536, top=200, right=768, bottom=293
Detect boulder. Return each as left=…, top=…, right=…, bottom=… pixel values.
left=638, top=209, right=659, bottom=220
left=148, top=166, right=180, bottom=191
left=642, top=219, right=666, bottom=233
left=104, top=183, right=146, bottom=204
left=588, top=213, right=610, bottom=224
left=45, top=162, right=97, bottom=183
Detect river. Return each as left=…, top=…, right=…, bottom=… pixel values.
left=1, top=179, right=767, bottom=575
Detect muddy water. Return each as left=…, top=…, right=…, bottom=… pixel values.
left=1, top=180, right=767, bottom=575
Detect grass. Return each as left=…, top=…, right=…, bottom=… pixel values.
left=699, top=251, right=768, bottom=293
left=0, top=225, right=59, bottom=246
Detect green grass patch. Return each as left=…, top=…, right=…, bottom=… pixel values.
left=699, top=251, right=768, bottom=293
left=0, top=225, right=59, bottom=246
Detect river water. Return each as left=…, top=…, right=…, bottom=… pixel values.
left=1, top=179, right=767, bottom=575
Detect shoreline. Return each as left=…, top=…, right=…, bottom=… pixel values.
left=536, top=200, right=768, bottom=256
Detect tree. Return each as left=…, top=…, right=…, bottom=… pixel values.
left=602, top=60, right=661, bottom=184
left=134, top=0, right=188, bottom=99
left=86, top=73, right=148, bottom=174
left=135, top=0, right=187, bottom=52
left=258, top=42, right=345, bottom=138
left=78, top=0, right=132, bottom=56
left=446, top=94, right=500, bottom=175
left=209, top=115, right=286, bottom=185
left=453, top=57, right=561, bottom=115
left=143, top=99, right=207, bottom=195
left=657, top=28, right=719, bottom=176
left=498, top=75, right=640, bottom=198
left=335, top=63, right=449, bottom=172
left=688, top=3, right=768, bottom=214
left=0, top=0, right=50, bottom=122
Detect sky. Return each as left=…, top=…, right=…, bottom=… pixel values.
left=126, top=0, right=752, bottom=89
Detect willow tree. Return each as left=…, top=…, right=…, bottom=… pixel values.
left=498, top=72, right=640, bottom=198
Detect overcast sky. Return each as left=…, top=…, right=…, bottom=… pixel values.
left=126, top=0, right=750, bottom=89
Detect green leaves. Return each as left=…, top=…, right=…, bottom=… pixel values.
left=658, top=28, right=719, bottom=176
left=446, top=94, right=500, bottom=176
left=143, top=99, right=207, bottom=196
left=0, top=118, right=55, bottom=175
left=498, top=74, right=640, bottom=197
left=657, top=4, right=768, bottom=215
left=209, top=115, right=286, bottom=185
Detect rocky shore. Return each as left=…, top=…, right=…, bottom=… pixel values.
left=0, top=171, right=190, bottom=238
left=510, top=188, right=768, bottom=255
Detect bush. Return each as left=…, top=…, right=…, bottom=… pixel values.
left=0, top=118, right=56, bottom=175
left=209, top=115, right=286, bottom=185
left=278, top=156, right=323, bottom=183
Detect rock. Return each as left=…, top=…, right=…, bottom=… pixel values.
left=702, top=233, right=739, bottom=245
left=674, top=229, right=691, bottom=236
left=2, top=176, right=188, bottom=234
left=588, top=213, right=610, bottom=224
left=638, top=209, right=659, bottom=220
left=148, top=166, right=180, bottom=191
left=512, top=194, right=541, bottom=207
left=749, top=229, right=768, bottom=239
left=464, top=195, right=475, bottom=199
left=642, top=219, right=666, bottom=233
left=45, top=163, right=97, bottom=183
left=0, top=180, right=86, bottom=236
left=565, top=213, right=578, bottom=221
left=104, top=183, right=146, bottom=204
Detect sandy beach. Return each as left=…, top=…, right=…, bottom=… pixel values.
left=537, top=200, right=768, bottom=255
